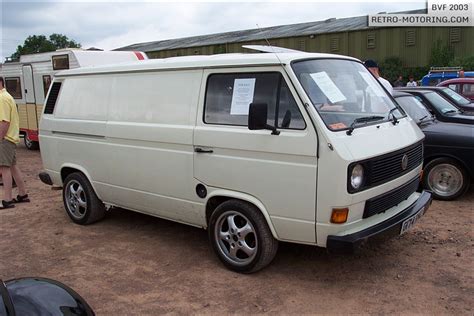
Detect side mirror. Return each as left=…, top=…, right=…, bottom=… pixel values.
left=248, top=103, right=268, bottom=130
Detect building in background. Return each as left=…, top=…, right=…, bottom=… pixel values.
left=116, top=9, right=473, bottom=74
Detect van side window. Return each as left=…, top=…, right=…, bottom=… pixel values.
left=5, top=77, right=22, bottom=99
left=204, top=72, right=305, bottom=129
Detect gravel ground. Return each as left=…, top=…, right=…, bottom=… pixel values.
left=0, top=144, right=473, bottom=315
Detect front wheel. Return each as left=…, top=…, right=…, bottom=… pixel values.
left=422, top=158, right=469, bottom=200
left=208, top=200, right=278, bottom=273
left=62, top=172, right=105, bottom=225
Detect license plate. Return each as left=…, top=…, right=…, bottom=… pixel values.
left=400, top=206, right=426, bottom=235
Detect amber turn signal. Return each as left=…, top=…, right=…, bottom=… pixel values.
left=331, top=208, right=349, bottom=224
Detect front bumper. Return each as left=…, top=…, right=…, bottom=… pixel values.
left=327, top=190, right=432, bottom=253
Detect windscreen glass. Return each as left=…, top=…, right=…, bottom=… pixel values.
left=424, top=91, right=461, bottom=114
left=292, top=59, right=402, bottom=131
left=396, top=96, right=432, bottom=122
left=441, top=87, right=471, bottom=105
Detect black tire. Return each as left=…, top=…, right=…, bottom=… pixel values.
left=24, top=134, right=39, bottom=150
left=422, top=157, right=469, bottom=201
left=208, top=200, right=278, bottom=273
left=62, top=172, right=105, bottom=225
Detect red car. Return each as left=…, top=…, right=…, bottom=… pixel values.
left=438, top=78, right=474, bottom=101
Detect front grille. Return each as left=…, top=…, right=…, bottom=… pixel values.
left=363, top=176, right=419, bottom=218
left=370, top=142, right=423, bottom=186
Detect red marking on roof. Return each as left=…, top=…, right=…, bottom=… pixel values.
left=134, top=51, right=145, bottom=60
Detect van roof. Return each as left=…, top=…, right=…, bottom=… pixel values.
left=55, top=52, right=360, bottom=77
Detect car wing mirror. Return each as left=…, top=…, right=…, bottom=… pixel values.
left=248, top=103, right=280, bottom=135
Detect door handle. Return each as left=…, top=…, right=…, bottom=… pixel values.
left=194, top=147, right=213, bottom=153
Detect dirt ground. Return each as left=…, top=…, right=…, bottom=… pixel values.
left=0, top=144, right=473, bottom=315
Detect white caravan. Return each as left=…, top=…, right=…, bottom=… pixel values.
left=39, top=51, right=432, bottom=272
left=0, top=49, right=147, bottom=149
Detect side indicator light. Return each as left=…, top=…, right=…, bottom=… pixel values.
left=331, top=208, right=349, bottom=224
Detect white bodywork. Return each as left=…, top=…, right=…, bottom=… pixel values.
left=39, top=53, right=425, bottom=247
left=0, top=49, right=147, bottom=143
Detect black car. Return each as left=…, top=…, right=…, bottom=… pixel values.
left=397, top=89, right=474, bottom=125
left=398, top=86, right=474, bottom=113
left=394, top=91, right=474, bottom=200
left=1, top=277, right=94, bottom=316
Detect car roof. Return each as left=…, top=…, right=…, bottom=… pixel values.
left=396, top=89, right=434, bottom=95
left=393, top=91, right=413, bottom=98
left=395, top=86, right=446, bottom=91
left=439, top=78, right=474, bottom=85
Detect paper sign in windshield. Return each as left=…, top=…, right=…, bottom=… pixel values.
left=358, top=71, right=386, bottom=97
left=310, top=72, right=346, bottom=103
left=230, top=78, right=256, bottom=115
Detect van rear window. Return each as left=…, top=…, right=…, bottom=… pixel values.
left=204, top=72, right=305, bottom=129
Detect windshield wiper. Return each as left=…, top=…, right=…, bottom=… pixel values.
left=388, top=107, right=400, bottom=125
left=444, top=109, right=458, bottom=115
left=346, top=116, right=385, bottom=135
left=417, top=115, right=433, bottom=125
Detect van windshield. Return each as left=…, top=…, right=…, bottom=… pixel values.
left=292, top=59, right=403, bottom=131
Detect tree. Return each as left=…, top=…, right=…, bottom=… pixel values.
left=379, top=57, right=403, bottom=84
left=11, top=34, right=81, bottom=60
left=449, top=55, right=474, bottom=70
left=429, top=39, right=454, bottom=67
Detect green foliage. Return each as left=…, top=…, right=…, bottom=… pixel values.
left=449, top=55, right=474, bottom=70
left=379, top=57, right=429, bottom=84
left=11, top=34, right=81, bottom=60
left=404, top=66, right=430, bottom=83
left=429, top=39, right=454, bottom=67
left=379, top=57, right=403, bottom=83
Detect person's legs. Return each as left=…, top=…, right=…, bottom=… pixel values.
left=0, top=166, right=13, bottom=201
left=11, top=164, right=27, bottom=196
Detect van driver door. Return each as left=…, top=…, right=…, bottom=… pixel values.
left=193, top=67, right=318, bottom=243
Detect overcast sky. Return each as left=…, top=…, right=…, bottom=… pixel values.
left=1, top=0, right=426, bottom=61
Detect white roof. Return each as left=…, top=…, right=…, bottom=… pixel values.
left=19, top=49, right=82, bottom=63
left=17, top=49, right=146, bottom=66
left=56, top=52, right=360, bottom=77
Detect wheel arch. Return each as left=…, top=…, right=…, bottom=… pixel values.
left=60, top=164, right=102, bottom=200
left=205, top=190, right=279, bottom=240
left=424, top=153, right=473, bottom=179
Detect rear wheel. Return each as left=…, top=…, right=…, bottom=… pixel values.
left=209, top=200, right=278, bottom=273
left=423, top=158, right=469, bottom=200
left=24, top=134, right=39, bottom=150
left=62, top=172, right=105, bottom=225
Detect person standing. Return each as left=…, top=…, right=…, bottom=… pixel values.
left=393, top=75, right=404, bottom=87
left=0, top=77, right=29, bottom=209
left=406, top=75, right=418, bottom=87
left=363, top=59, right=393, bottom=95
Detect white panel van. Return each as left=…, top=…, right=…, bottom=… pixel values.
left=39, top=52, right=432, bottom=273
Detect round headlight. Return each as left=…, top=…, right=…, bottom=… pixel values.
left=351, top=164, right=364, bottom=190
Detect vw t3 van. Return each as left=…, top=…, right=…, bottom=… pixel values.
left=39, top=50, right=432, bottom=273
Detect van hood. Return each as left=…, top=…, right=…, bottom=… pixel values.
left=329, top=118, right=424, bottom=162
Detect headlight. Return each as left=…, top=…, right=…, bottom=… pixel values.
left=350, top=164, right=364, bottom=190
